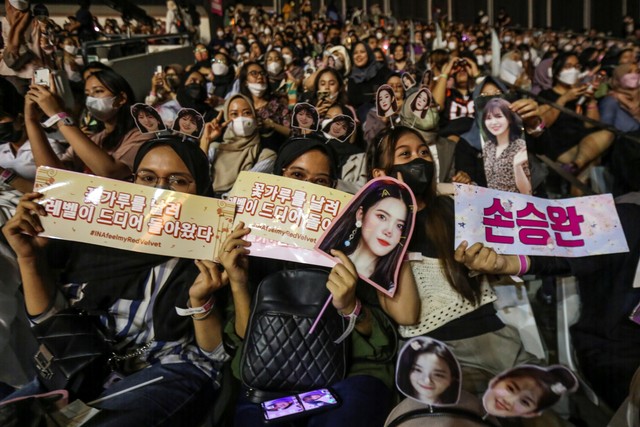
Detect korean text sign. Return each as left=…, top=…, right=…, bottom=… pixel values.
left=228, top=172, right=353, bottom=250
left=454, top=184, right=628, bottom=257
left=34, top=167, right=236, bottom=260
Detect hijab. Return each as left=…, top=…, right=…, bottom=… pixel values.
left=532, top=58, right=553, bottom=95
left=214, top=94, right=263, bottom=192
left=350, top=42, right=384, bottom=84
left=610, top=63, right=640, bottom=122
left=460, top=76, right=509, bottom=150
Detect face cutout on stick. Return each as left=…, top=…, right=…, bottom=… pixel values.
left=376, top=84, right=399, bottom=118
left=401, top=72, right=416, bottom=90
left=131, top=103, right=166, bottom=134
left=171, top=108, right=204, bottom=138
left=396, top=337, right=462, bottom=407
left=409, top=88, right=434, bottom=119
left=321, top=114, right=356, bottom=142
left=292, top=102, right=320, bottom=132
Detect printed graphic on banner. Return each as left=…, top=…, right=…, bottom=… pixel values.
left=315, top=177, right=416, bottom=296
left=34, top=167, right=235, bottom=260
left=483, top=364, right=578, bottom=418
left=228, top=171, right=353, bottom=250
left=454, top=184, right=629, bottom=257
left=478, top=96, right=532, bottom=195
left=396, top=337, right=462, bottom=406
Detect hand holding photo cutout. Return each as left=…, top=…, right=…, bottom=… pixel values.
left=396, top=337, right=462, bottom=406
left=321, top=114, right=356, bottom=143
left=410, top=88, right=434, bottom=119
left=131, top=103, right=166, bottom=134
left=172, top=108, right=204, bottom=139
left=401, top=72, right=416, bottom=90
left=376, top=84, right=399, bottom=118
left=483, top=365, right=578, bottom=418
left=292, top=102, right=320, bottom=132
left=315, top=177, right=416, bottom=296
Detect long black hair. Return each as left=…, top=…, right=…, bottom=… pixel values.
left=367, top=126, right=482, bottom=304
left=318, top=178, right=414, bottom=290
left=86, top=69, right=136, bottom=151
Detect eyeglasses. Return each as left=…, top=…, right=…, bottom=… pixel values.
left=282, top=168, right=333, bottom=187
left=211, top=58, right=228, bottom=65
left=248, top=70, right=267, bottom=78
left=134, top=171, right=194, bottom=192
left=194, top=48, right=208, bottom=53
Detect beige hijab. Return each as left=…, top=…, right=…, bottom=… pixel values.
left=610, top=63, right=640, bottom=122
left=213, top=93, right=263, bottom=193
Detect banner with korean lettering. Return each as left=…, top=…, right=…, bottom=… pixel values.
left=227, top=172, right=353, bottom=265
left=34, top=167, right=235, bottom=260
left=454, top=184, right=628, bottom=257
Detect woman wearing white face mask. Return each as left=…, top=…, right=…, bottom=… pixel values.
left=539, top=52, right=614, bottom=174
left=264, top=49, right=298, bottom=108
left=239, top=61, right=291, bottom=151
left=199, top=93, right=276, bottom=195
left=25, top=69, right=150, bottom=180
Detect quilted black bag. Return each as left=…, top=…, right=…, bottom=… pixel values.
left=240, top=269, right=348, bottom=395
left=31, top=308, right=112, bottom=401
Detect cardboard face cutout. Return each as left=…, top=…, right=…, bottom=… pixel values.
left=483, top=365, right=578, bottom=418
left=478, top=97, right=532, bottom=195
left=171, top=108, right=204, bottom=138
left=396, top=337, right=462, bottom=406
left=131, top=103, right=166, bottom=134
left=401, top=72, right=416, bottom=90
left=376, top=84, right=399, bottom=118
left=321, top=114, right=356, bottom=143
left=292, top=102, right=320, bottom=132
left=421, top=69, right=433, bottom=88
left=409, top=88, right=434, bottom=119
left=315, top=177, right=416, bottom=296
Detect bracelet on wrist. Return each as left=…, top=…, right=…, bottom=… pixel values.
left=175, top=295, right=215, bottom=317
left=0, top=168, right=17, bottom=185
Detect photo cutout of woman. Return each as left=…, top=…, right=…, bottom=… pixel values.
left=315, top=177, right=416, bottom=296
left=321, top=114, right=356, bottom=143
left=401, top=72, right=416, bottom=91
left=410, top=88, right=434, bottom=119
left=480, top=97, right=532, bottom=195
left=421, top=69, right=433, bottom=88
left=292, top=102, right=320, bottom=133
left=131, top=103, right=166, bottom=134
left=262, top=396, right=304, bottom=420
left=172, top=108, right=204, bottom=138
left=396, top=337, right=461, bottom=406
left=482, top=365, right=578, bottom=418
left=376, top=84, right=399, bottom=118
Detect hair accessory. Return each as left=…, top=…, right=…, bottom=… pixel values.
left=344, top=221, right=362, bottom=247
left=550, top=382, right=567, bottom=395
left=382, top=189, right=391, bottom=197
left=409, top=340, right=423, bottom=351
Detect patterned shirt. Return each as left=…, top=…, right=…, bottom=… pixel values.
left=483, top=138, right=530, bottom=194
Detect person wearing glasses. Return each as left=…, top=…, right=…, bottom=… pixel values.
left=2, top=136, right=227, bottom=425
left=238, top=61, right=290, bottom=152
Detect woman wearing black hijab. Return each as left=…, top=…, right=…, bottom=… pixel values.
left=347, top=41, right=392, bottom=123
left=2, top=136, right=224, bottom=426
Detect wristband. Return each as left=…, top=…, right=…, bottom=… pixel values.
left=334, top=298, right=362, bottom=344
left=0, top=168, right=17, bottom=184
left=42, top=112, right=74, bottom=128
left=517, top=255, right=529, bottom=276
left=526, top=120, right=545, bottom=135
left=175, top=295, right=214, bottom=317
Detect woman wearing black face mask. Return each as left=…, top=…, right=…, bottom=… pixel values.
left=0, top=77, right=66, bottom=194
left=176, top=70, right=216, bottom=122
left=369, top=126, right=537, bottom=394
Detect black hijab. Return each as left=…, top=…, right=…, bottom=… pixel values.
left=274, top=136, right=339, bottom=184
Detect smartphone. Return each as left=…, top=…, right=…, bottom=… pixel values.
left=261, top=388, right=340, bottom=423
left=155, top=65, right=163, bottom=74
left=34, top=68, right=51, bottom=87
left=317, top=91, right=330, bottom=101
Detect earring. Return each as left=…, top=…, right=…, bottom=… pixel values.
left=344, top=220, right=362, bottom=247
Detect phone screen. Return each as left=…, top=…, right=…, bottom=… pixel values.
left=298, top=389, right=339, bottom=410
left=261, top=396, right=304, bottom=420
left=261, top=389, right=339, bottom=421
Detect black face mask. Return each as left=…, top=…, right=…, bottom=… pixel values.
left=0, top=122, right=22, bottom=143
left=389, top=158, right=435, bottom=197
left=184, top=83, right=206, bottom=102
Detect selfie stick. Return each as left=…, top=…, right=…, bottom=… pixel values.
left=308, top=295, right=333, bottom=335
left=87, top=376, right=164, bottom=406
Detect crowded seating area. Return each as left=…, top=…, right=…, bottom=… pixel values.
left=0, top=1, right=639, bottom=426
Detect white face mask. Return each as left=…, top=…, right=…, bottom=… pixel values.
left=500, top=59, right=524, bottom=85
left=447, top=42, right=457, bottom=51
left=503, top=36, right=512, bottom=43
left=484, top=53, right=492, bottom=63
left=86, top=96, right=118, bottom=122
left=247, top=82, right=267, bottom=97
left=217, top=31, right=224, bottom=38
left=480, top=15, right=489, bottom=24
left=282, top=54, right=293, bottom=65
left=476, top=55, right=485, bottom=66
left=231, top=116, right=256, bottom=137
left=267, top=61, right=283, bottom=75
left=558, top=68, right=580, bottom=86
left=376, top=32, right=383, bottom=40
left=265, top=28, right=272, bottom=35
left=212, top=63, right=229, bottom=76
left=236, top=44, right=247, bottom=54
left=64, top=45, right=78, bottom=55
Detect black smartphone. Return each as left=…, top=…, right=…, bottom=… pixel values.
left=261, top=388, right=340, bottom=423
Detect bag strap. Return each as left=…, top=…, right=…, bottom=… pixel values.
left=386, top=406, right=500, bottom=427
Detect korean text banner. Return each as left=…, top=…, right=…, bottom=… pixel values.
left=454, top=184, right=629, bottom=257
left=34, top=167, right=236, bottom=260
left=228, top=172, right=353, bottom=249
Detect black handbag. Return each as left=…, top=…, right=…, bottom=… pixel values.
left=31, top=308, right=112, bottom=401
left=240, top=269, right=349, bottom=396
